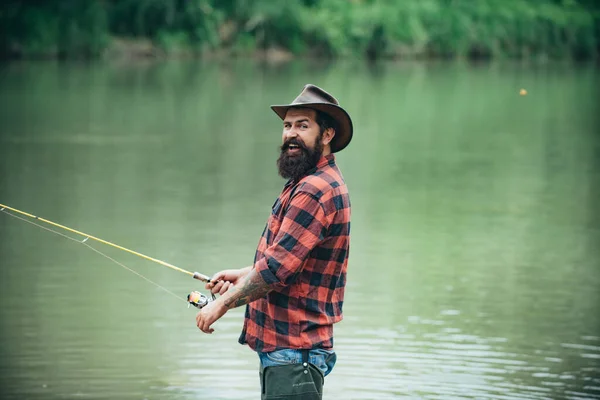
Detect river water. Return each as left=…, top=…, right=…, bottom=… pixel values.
left=0, top=60, right=598, bottom=399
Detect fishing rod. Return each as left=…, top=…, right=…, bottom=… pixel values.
left=0, top=203, right=214, bottom=309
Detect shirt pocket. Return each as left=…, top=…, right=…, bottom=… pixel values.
left=266, top=215, right=282, bottom=246
left=271, top=197, right=283, bottom=216
left=267, top=199, right=285, bottom=243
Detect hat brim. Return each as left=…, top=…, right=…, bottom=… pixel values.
left=271, top=103, right=353, bottom=153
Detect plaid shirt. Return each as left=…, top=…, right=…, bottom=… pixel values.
left=239, top=154, right=351, bottom=352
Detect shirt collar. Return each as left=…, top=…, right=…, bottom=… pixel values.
left=317, top=153, right=335, bottom=169
left=306, top=153, right=335, bottom=177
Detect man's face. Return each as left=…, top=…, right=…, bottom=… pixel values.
left=277, top=108, right=324, bottom=181
left=281, top=108, right=322, bottom=154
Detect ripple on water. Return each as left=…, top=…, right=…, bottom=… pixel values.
left=327, top=321, right=600, bottom=399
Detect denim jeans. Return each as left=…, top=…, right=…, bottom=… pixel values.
left=258, top=348, right=337, bottom=377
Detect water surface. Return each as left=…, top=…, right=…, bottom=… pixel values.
left=0, top=60, right=599, bottom=399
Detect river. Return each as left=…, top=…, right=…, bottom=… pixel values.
left=0, top=60, right=598, bottom=399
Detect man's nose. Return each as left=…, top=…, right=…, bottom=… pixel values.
left=284, top=128, right=299, bottom=140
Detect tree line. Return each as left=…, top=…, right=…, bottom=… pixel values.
left=1, top=0, right=598, bottom=60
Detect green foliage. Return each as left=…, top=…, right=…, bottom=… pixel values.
left=155, top=30, right=190, bottom=54
left=0, top=1, right=109, bottom=58
left=0, top=0, right=598, bottom=60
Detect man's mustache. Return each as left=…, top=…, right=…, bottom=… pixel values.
left=281, top=138, right=308, bottom=152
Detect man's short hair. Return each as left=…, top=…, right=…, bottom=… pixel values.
left=315, top=110, right=338, bottom=136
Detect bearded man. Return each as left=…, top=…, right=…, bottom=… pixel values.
left=195, top=84, right=352, bottom=399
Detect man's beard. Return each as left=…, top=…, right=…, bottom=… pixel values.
left=277, top=135, right=323, bottom=181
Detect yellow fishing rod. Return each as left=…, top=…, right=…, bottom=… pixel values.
left=0, top=203, right=214, bottom=308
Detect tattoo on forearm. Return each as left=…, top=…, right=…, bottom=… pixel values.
left=223, top=269, right=271, bottom=309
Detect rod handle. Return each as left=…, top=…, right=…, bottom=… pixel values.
left=193, top=272, right=211, bottom=282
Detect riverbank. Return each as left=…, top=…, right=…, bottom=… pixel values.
left=1, top=0, right=599, bottom=61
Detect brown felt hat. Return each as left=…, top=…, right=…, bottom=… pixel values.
left=271, top=84, right=353, bottom=153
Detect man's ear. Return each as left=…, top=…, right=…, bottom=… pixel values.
left=322, top=128, right=335, bottom=146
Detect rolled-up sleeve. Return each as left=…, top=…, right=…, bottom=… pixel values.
left=255, top=192, right=329, bottom=289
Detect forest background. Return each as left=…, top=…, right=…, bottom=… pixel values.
left=1, top=0, right=599, bottom=61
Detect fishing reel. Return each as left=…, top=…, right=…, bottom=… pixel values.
left=187, top=272, right=218, bottom=309
left=187, top=290, right=216, bottom=309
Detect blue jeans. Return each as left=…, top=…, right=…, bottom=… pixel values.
left=258, top=348, right=337, bottom=377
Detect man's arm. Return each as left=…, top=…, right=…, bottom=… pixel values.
left=206, top=266, right=253, bottom=295
left=220, top=268, right=271, bottom=309
left=196, top=268, right=271, bottom=333
left=196, top=191, right=329, bottom=333
left=219, top=191, right=330, bottom=309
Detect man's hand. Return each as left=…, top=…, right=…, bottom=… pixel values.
left=196, top=267, right=270, bottom=334
left=205, top=267, right=252, bottom=295
left=196, top=299, right=228, bottom=334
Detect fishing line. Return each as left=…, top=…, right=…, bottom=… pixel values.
left=1, top=208, right=185, bottom=303
left=1, top=203, right=216, bottom=309
left=0, top=203, right=212, bottom=282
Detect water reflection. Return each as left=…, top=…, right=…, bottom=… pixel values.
left=0, top=60, right=598, bottom=399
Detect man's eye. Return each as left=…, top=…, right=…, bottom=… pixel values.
left=301, top=125, right=308, bottom=129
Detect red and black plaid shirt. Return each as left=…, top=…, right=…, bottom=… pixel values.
left=239, top=154, right=351, bottom=352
